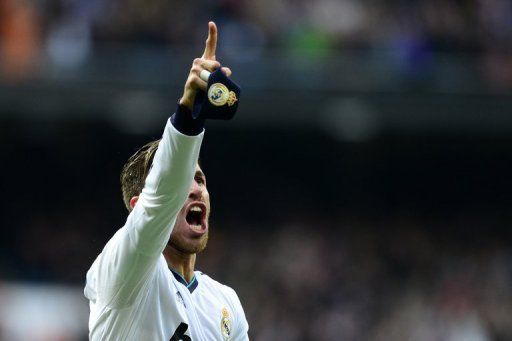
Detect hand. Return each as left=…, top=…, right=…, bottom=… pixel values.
left=179, top=21, right=233, bottom=110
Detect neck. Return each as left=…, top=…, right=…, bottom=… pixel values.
left=163, top=245, right=197, bottom=283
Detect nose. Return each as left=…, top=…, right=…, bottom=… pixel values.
left=188, top=179, right=203, bottom=200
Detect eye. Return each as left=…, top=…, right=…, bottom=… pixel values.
left=195, top=175, right=205, bottom=185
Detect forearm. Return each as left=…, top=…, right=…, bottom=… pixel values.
left=89, top=108, right=203, bottom=308
left=128, top=110, right=204, bottom=255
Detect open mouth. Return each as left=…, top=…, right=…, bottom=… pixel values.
left=185, top=202, right=207, bottom=233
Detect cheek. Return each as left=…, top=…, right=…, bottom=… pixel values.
left=204, top=191, right=211, bottom=208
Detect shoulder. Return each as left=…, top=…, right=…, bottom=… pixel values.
left=196, top=272, right=239, bottom=300
left=195, top=271, right=242, bottom=311
left=196, top=272, right=246, bottom=319
left=197, top=272, right=249, bottom=337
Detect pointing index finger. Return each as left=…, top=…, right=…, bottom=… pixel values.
left=202, top=21, right=217, bottom=60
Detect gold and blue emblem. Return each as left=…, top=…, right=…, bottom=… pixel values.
left=208, top=83, right=229, bottom=106
left=227, top=91, right=238, bottom=106
left=220, top=307, right=232, bottom=340
left=192, top=68, right=241, bottom=120
left=208, top=83, right=238, bottom=107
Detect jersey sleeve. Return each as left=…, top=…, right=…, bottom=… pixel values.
left=228, top=287, right=250, bottom=341
left=85, top=119, right=204, bottom=308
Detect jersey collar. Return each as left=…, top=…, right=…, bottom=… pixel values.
left=170, top=269, right=199, bottom=293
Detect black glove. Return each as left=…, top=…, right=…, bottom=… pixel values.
left=192, top=68, right=241, bottom=120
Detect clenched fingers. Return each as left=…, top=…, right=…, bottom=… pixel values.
left=188, top=73, right=207, bottom=92
left=189, top=58, right=220, bottom=91
left=192, top=58, right=220, bottom=73
left=221, top=67, right=232, bottom=77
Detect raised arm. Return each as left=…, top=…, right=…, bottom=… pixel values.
left=85, top=22, right=228, bottom=308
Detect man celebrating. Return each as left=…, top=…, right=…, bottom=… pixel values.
left=84, top=22, right=249, bottom=340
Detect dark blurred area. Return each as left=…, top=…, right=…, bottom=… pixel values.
left=1, top=0, right=512, bottom=340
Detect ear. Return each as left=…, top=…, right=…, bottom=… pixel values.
left=130, top=196, right=139, bottom=210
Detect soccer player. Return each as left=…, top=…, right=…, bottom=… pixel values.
left=84, top=22, right=249, bottom=340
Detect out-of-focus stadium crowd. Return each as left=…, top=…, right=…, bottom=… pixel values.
left=3, top=0, right=511, bottom=49
left=1, top=0, right=512, bottom=89
left=225, top=215, right=512, bottom=340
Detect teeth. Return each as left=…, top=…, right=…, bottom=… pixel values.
left=190, top=206, right=203, bottom=213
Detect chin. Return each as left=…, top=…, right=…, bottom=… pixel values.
left=169, top=233, right=209, bottom=255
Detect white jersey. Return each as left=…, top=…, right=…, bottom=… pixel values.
left=84, top=120, right=249, bottom=340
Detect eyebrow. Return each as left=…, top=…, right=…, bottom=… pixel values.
left=195, top=170, right=205, bottom=179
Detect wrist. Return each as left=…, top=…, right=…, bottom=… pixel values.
left=171, top=102, right=204, bottom=136
left=179, top=93, right=194, bottom=111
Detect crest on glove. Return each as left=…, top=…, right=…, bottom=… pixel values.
left=208, top=83, right=229, bottom=106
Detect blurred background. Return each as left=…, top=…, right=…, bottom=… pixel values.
left=1, top=0, right=512, bottom=340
